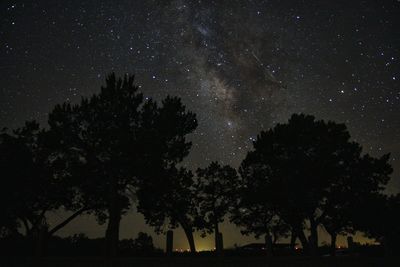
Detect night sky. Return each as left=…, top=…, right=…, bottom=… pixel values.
left=1, top=0, right=399, bottom=251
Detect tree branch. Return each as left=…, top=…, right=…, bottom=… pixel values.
left=20, top=217, right=31, bottom=236
left=48, top=207, right=89, bottom=236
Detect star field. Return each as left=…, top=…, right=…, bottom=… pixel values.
left=1, top=0, right=399, bottom=249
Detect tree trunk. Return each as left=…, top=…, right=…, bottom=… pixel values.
left=182, top=226, right=196, bottom=253
left=105, top=180, right=122, bottom=259
left=294, top=226, right=309, bottom=253
left=214, top=222, right=220, bottom=253
left=33, top=224, right=48, bottom=261
left=330, top=232, right=337, bottom=256
left=309, top=219, right=319, bottom=257
left=290, top=231, right=297, bottom=251
left=105, top=206, right=121, bottom=258
left=166, top=230, right=174, bottom=255
left=265, top=232, right=273, bottom=256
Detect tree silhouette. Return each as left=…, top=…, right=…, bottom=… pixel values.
left=134, top=95, right=198, bottom=253
left=194, top=161, right=238, bottom=253
left=231, top=155, right=290, bottom=255
left=320, top=152, right=392, bottom=256
left=137, top=167, right=198, bottom=253
left=47, top=74, right=142, bottom=257
left=118, top=232, right=155, bottom=255
left=354, top=193, right=400, bottom=255
left=238, top=114, right=392, bottom=256
left=0, top=121, right=88, bottom=256
left=47, top=73, right=197, bottom=257
left=0, top=123, right=44, bottom=238
left=133, top=232, right=154, bottom=252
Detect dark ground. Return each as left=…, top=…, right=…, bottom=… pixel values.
left=3, top=256, right=399, bottom=267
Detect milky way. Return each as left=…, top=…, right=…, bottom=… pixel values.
left=1, top=0, right=399, bottom=249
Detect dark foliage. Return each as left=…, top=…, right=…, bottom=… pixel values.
left=0, top=121, right=90, bottom=258
left=236, top=114, right=393, bottom=256
left=1, top=72, right=398, bottom=260
left=46, top=73, right=197, bottom=257
left=195, top=161, right=239, bottom=252
left=137, top=167, right=199, bottom=253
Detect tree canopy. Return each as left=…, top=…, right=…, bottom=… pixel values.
left=195, top=161, right=238, bottom=252
left=1, top=73, right=398, bottom=259
left=137, top=167, right=198, bottom=252
left=46, top=73, right=197, bottom=256
left=236, top=114, right=392, bottom=256
left=0, top=120, right=91, bottom=258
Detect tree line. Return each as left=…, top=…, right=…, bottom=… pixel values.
left=1, top=73, right=399, bottom=258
